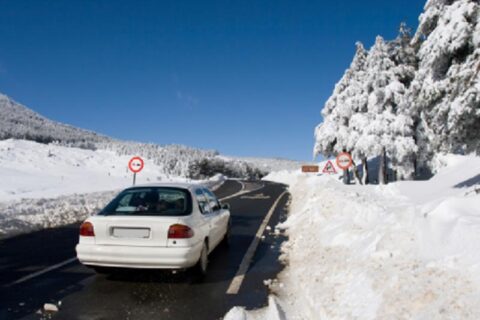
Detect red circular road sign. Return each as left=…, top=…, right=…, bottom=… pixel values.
left=336, top=152, right=353, bottom=170
left=128, top=156, right=144, bottom=173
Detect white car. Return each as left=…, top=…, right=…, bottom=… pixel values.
left=76, top=183, right=231, bottom=275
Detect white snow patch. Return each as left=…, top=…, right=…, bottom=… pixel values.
left=226, top=154, right=480, bottom=319
left=0, top=139, right=225, bottom=238
left=0, top=139, right=190, bottom=202
left=224, top=296, right=286, bottom=320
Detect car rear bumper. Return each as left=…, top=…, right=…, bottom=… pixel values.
left=76, top=241, right=203, bottom=269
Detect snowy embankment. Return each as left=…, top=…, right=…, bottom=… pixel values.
left=226, top=154, right=480, bottom=319
left=0, top=139, right=186, bottom=202
left=0, top=191, right=117, bottom=239
left=0, top=139, right=225, bottom=238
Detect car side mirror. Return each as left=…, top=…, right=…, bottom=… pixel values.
left=221, top=203, right=230, bottom=210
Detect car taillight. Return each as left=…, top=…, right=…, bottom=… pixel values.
left=168, top=224, right=194, bottom=239
left=79, top=221, right=95, bottom=237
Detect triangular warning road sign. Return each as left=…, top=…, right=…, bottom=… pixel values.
left=322, top=160, right=337, bottom=174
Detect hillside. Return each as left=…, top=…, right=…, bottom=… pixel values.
left=0, top=93, right=299, bottom=179
left=0, top=93, right=110, bottom=147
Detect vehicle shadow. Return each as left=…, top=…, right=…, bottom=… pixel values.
left=454, top=174, right=480, bottom=188
left=100, top=234, right=257, bottom=285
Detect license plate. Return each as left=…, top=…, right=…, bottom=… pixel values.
left=112, top=228, right=150, bottom=238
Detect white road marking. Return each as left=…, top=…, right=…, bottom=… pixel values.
left=219, top=180, right=245, bottom=201
left=240, top=193, right=270, bottom=200
left=7, top=257, right=78, bottom=287
left=220, top=181, right=264, bottom=201
left=226, top=190, right=289, bottom=295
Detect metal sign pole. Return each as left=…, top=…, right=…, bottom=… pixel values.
left=128, top=156, right=144, bottom=186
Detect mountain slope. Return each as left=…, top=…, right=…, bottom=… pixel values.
left=0, top=93, right=110, bottom=147
left=0, top=93, right=300, bottom=178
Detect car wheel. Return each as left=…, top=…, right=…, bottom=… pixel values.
left=221, top=219, right=231, bottom=248
left=193, top=241, right=209, bottom=277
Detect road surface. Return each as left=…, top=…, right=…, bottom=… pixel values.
left=0, top=180, right=290, bottom=320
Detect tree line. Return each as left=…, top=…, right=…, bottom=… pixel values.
left=314, top=0, right=480, bottom=184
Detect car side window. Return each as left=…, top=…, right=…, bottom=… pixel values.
left=195, top=189, right=211, bottom=214
left=203, top=188, right=220, bottom=212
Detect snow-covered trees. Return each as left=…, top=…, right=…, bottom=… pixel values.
left=0, top=93, right=108, bottom=148
left=410, top=0, right=480, bottom=159
left=188, top=158, right=266, bottom=180
left=314, top=0, right=480, bottom=183
left=315, top=29, right=417, bottom=183
left=363, top=35, right=418, bottom=181
left=314, top=42, right=368, bottom=159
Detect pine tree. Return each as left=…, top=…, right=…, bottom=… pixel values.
left=357, top=35, right=417, bottom=183
left=409, top=0, right=480, bottom=164
left=314, top=42, right=369, bottom=184
left=314, top=0, right=479, bottom=183
left=388, top=24, right=418, bottom=180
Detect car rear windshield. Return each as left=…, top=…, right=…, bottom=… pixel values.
left=99, top=187, right=192, bottom=216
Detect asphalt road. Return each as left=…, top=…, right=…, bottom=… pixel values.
left=0, top=180, right=290, bottom=320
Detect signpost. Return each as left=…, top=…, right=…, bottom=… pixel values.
left=336, top=152, right=353, bottom=184
left=302, top=165, right=319, bottom=173
left=336, top=152, right=353, bottom=170
left=322, top=160, right=337, bottom=174
left=128, top=156, right=144, bottom=186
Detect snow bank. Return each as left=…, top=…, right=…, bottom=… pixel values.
left=0, top=139, right=191, bottom=202
left=0, top=139, right=222, bottom=238
left=206, top=173, right=228, bottom=191
left=0, top=191, right=117, bottom=238
left=224, top=296, right=286, bottom=320
left=262, top=170, right=302, bottom=185
left=228, top=154, right=480, bottom=319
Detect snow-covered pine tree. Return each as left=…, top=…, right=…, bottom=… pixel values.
left=409, top=0, right=480, bottom=164
left=352, top=25, right=418, bottom=182
left=315, top=0, right=480, bottom=183
left=343, top=43, right=369, bottom=184
left=361, top=36, right=395, bottom=184
left=358, top=35, right=417, bottom=184
left=314, top=42, right=368, bottom=183
left=388, top=24, right=418, bottom=180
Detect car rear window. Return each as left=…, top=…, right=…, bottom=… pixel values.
left=99, top=187, right=192, bottom=216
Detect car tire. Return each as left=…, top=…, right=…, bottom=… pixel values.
left=221, top=219, right=231, bottom=248
left=192, top=241, right=209, bottom=278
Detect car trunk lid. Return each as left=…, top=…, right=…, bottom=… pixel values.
left=91, top=216, right=181, bottom=247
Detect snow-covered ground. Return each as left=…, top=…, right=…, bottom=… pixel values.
left=218, top=155, right=301, bottom=173
left=0, top=191, right=118, bottom=239
left=0, top=139, right=226, bottom=238
left=0, top=139, right=188, bottom=202
left=225, top=154, right=480, bottom=319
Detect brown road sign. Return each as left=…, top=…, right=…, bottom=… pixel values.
left=302, top=165, right=319, bottom=173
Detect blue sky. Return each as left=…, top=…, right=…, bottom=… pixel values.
left=0, top=1, right=425, bottom=160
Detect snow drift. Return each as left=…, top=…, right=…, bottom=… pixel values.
left=226, top=154, right=480, bottom=319
left=0, top=139, right=226, bottom=238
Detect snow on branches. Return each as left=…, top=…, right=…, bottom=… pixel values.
left=314, top=0, right=480, bottom=183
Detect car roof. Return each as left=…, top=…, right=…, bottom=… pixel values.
left=125, top=182, right=208, bottom=191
